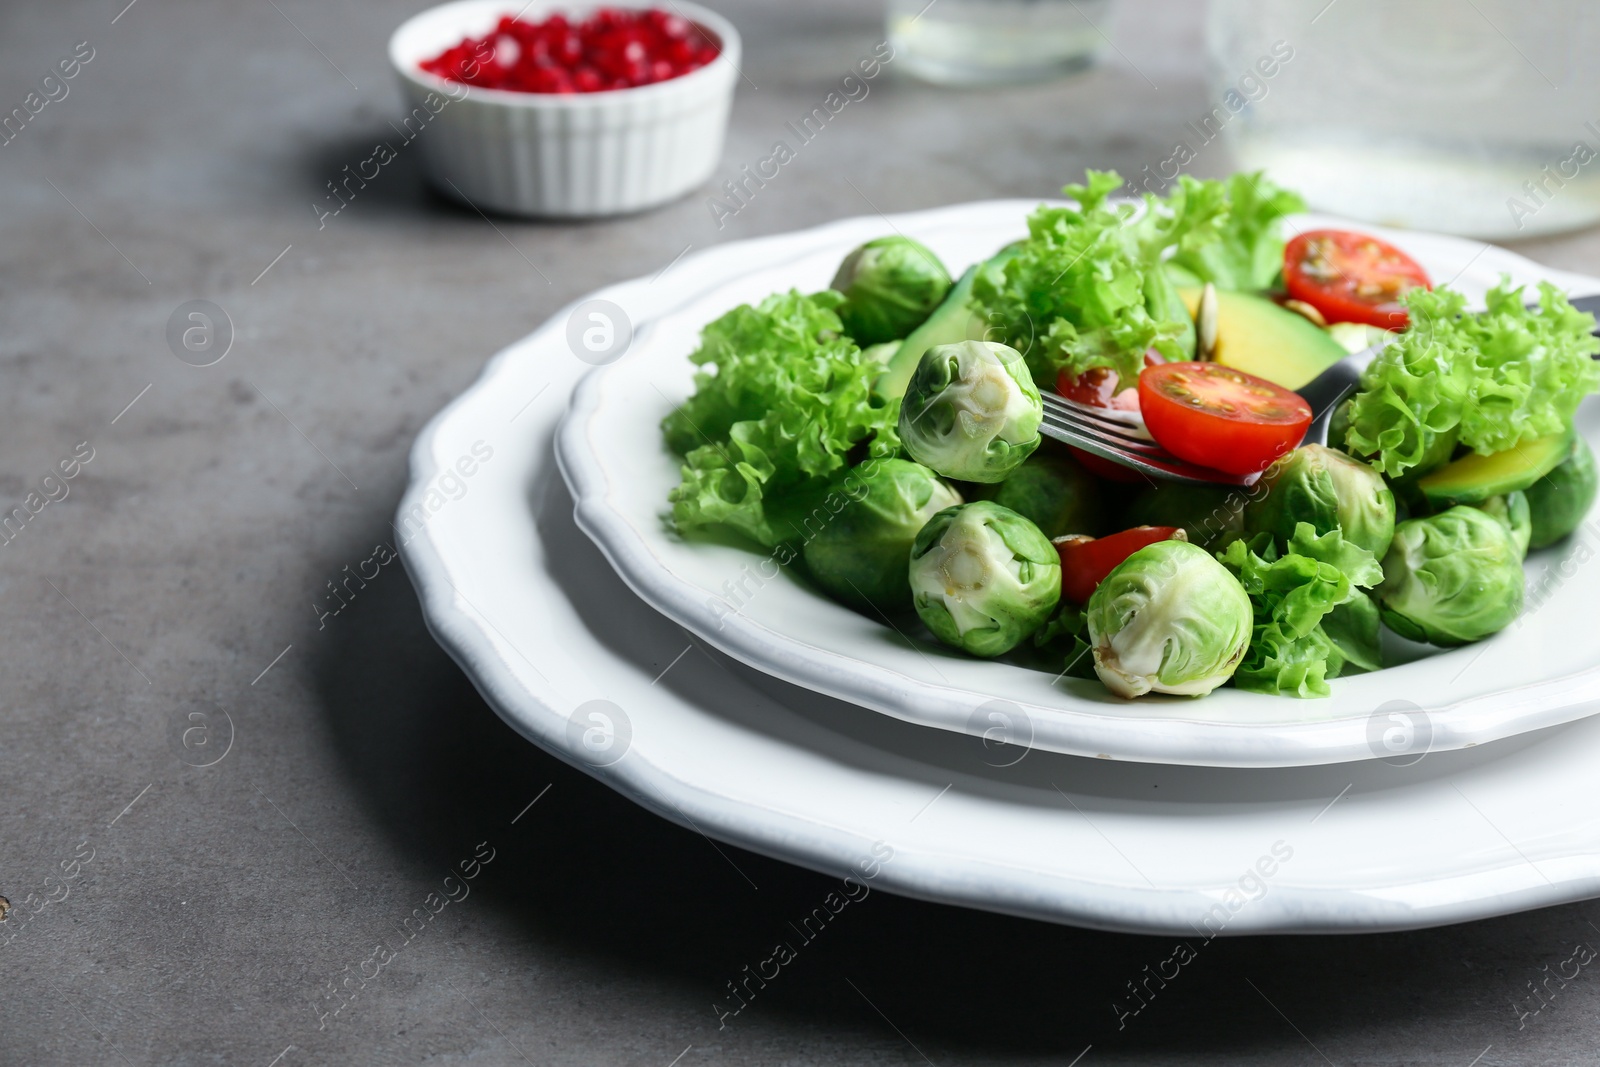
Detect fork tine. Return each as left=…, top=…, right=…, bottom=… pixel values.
left=1041, top=394, right=1153, bottom=437
left=1045, top=410, right=1153, bottom=445
left=1039, top=420, right=1241, bottom=484
left=1041, top=406, right=1166, bottom=454
left=1036, top=405, right=1256, bottom=486
left=1042, top=416, right=1169, bottom=459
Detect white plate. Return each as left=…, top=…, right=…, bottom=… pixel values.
left=556, top=201, right=1600, bottom=767
left=399, top=210, right=1600, bottom=932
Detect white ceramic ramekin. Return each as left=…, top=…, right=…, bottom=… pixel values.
left=388, top=0, right=739, bottom=218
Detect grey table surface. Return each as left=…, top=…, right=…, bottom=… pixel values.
left=5, top=1, right=1600, bottom=1064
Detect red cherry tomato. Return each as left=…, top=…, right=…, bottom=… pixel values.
left=1068, top=447, right=1148, bottom=484
left=1057, top=366, right=1142, bottom=411
left=1055, top=350, right=1163, bottom=411
left=1055, top=527, right=1183, bottom=605
left=1283, top=229, right=1431, bottom=330
left=1057, top=351, right=1163, bottom=482
left=1138, top=362, right=1311, bottom=476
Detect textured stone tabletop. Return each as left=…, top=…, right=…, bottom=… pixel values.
left=5, top=1, right=1600, bottom=1064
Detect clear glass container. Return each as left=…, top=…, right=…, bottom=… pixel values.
left=1207, top=0, right=1600, bottom=238
left=888, top=0, right=1113, bottom=86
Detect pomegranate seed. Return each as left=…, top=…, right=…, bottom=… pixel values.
left=421, top=8, right=719, bottom=94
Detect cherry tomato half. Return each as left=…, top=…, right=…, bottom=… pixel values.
left=1057, top=367, right=1143, bottom=411
left=1055, top=526, right=1184, bottom=605
left=1138, top=362, right=1311, bottom=476
left=1283, top=229, right=1431, bottom=330
left=1057, top=351, right=1163, bottom=482
left=1056, top=350, right=1164, bottom=411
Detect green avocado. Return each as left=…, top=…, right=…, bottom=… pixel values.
left=1415, top=432, right=1572, bottom=508
left=876, top=247, right=1018, bottom=401
left=1177, top=288, right=1347, bottom=390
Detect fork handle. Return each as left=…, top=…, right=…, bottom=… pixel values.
left=1297, top=352, right=1372, bottom=447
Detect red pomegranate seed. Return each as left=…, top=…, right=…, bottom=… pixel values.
left=421, top=7, right=720, bottom=93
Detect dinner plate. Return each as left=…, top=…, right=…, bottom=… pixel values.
left=556, top=201, right=1600, bottom=767
left=399, top=208, right=1600, bottom=932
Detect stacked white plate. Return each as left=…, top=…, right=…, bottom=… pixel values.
left=401, top=202, right=1600, bottom=934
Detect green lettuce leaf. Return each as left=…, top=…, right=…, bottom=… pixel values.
left=1165, top=172, right=1305, bottom=292
left=1217, top=524, right=1382, bottom=697
left=663, top=290, right=901, bottom=547
left=1457, top=283, right=1600, bottom=452
left=1345, top=281, right=1600, bottom=476
left=974, top=171, right=1176, bottom=391
left=1321, top=591, right=1382, bottom=673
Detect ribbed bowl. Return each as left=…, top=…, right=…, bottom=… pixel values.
left=389, top=0, right=739, bottom=218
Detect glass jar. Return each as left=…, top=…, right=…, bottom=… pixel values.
left=887, top=0, right=1113, bottom=86
left=1206, top=0, right=1600, bottom=238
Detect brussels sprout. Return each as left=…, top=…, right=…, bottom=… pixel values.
left=1085, top=539, right=1252, bottom=698
left=1473, top=491, right=1532, bottom=559
left=1377, top=506, right=1525, bottom=646
left=1122, top=483, right=1246, bottom=551
left=831, top=236, right=953, bottom=345
left=1246, top=444, right=1396, bottom=558
left=1526, top=435, right=1597, bottom=549
left=909, top=501, right=1060, bottom=657
left=899, top=340, right=1042, bottom=484
left=973, top=448, right=1103, bottom=539
left=802, top=459, right=962, bottom=613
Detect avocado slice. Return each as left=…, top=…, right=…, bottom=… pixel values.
left=1416, top=432, right=1572, bottom=507
left=1177, top=288, right=1347, bottom=390
left=875, top=246, right=1018, bottom=401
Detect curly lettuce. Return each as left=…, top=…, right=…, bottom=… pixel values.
left=1166, top=172, right=1305, bottom=292
left=663, top=290, right=900, bottom=546
left=1217, top=523, right=1383, bottom=698
left=1344, top=281, right=1600, bottom=477
left=973, top=170, right=1301, bottom=392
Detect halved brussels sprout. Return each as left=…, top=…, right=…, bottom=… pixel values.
left=802, top=459, right=962, bottom=613
left=973, top=448, right=1103, bottom=539
left=831, top=236, right=953, bottom=345
left=1526, top=435, right=1597, bottom=549
left=1085, top=539, right=1252, bottom=698
left=899, top=340, right=1042, bottom=484
left=1122, top=482, right=1246, bottom=552
left=1246, top=444, right=1395, bottom=558
left=1474, top=491, right=1531, bottom=559
left=1377, top=506, right=1525, bottom=646
left=909, top=501, right=1059, bottom=657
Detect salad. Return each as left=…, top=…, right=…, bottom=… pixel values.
left=661, top=172, right=1600, bottom=701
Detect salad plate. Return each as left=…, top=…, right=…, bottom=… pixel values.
left=400, top=208, right=1600, bottom=932
left=557, top=200, right=1600, bottom=768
